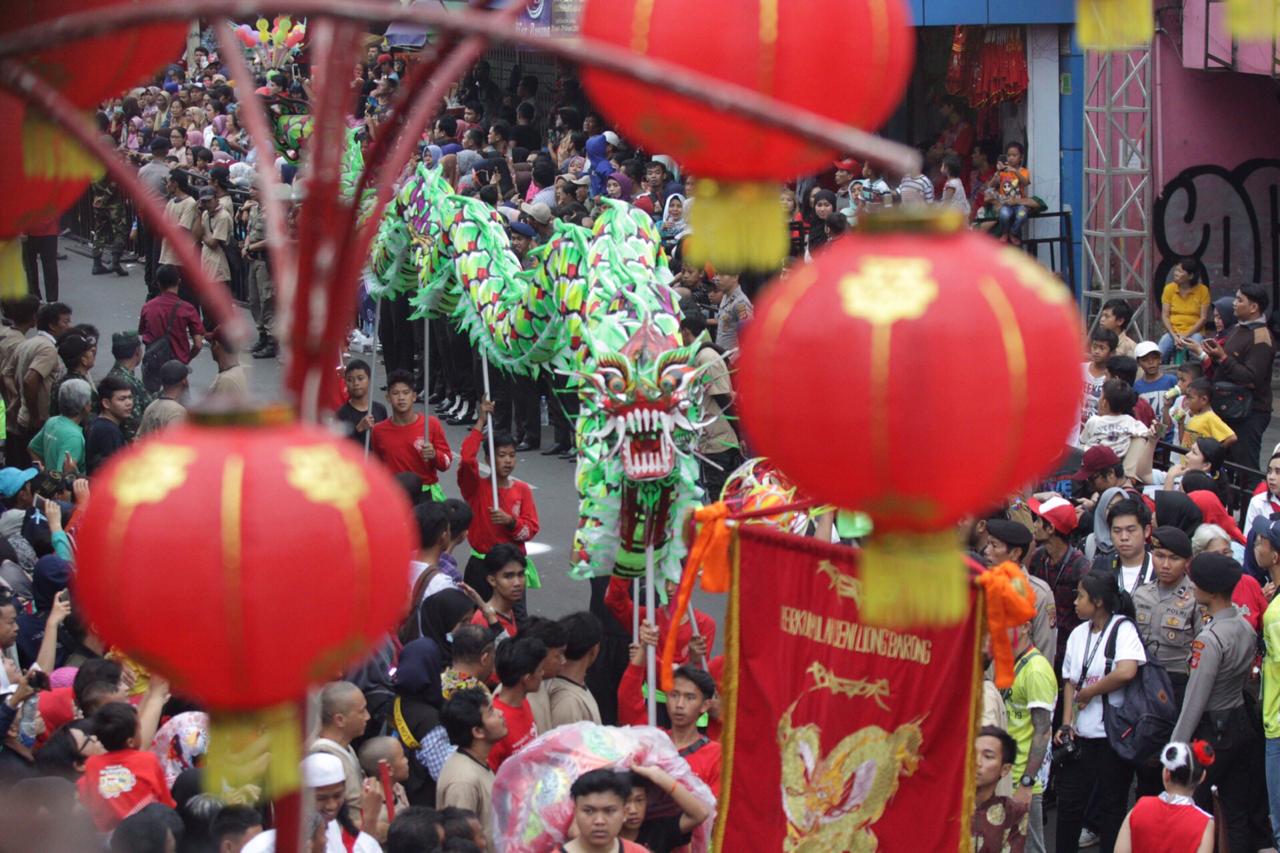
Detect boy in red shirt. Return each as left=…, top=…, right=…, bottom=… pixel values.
left=488, top=636, right=547, bottom=770
left=371, top=369, right=453, bottom=501
left=459, top=398, right=539, bottom=604
left=617, top=635, right=722, bottom=797
left=77, top=702, right=175, bottom=831
left=469, top=543, right=527, bottom=638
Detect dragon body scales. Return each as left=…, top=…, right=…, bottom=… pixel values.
left=353, top=138, right=709, bottom=583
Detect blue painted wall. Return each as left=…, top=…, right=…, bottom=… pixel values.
left=1060, top=36, right=1085, bottom=297
left=905, top=0, right=1076, bottom=25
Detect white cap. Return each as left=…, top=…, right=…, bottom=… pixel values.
left=603, top=131, right=622, bottom=147
left=302, top=752, right=346, bottom=788
left=1134, top=341, right=1160, bottom=358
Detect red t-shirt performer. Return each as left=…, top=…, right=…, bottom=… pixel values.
left=371, top=369, right=453, bottom=501
left=459, top=398, right=539, bottom=604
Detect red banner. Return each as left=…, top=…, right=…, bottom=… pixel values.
left=715, top=525, right=981, bottom=852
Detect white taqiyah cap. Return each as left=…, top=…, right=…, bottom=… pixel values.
left=302, top=752, right=346, bottom=787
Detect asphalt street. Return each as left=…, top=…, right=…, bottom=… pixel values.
left=49, top=242, right=728, bottom=649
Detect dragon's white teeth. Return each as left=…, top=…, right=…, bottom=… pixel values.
left=642, top=409, right=651, bottom=431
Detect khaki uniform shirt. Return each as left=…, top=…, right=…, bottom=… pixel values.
left=10, top=332, right=64, bottom=430
left=159, top=196, right=198, bottom=266
left=1132, top=577, right=1201, bottom=676
left=1171, top=607, right=1256, bottom=742
left=547, top=676, right=602, bottom=728
left=200, top=207, right=233, bottom=282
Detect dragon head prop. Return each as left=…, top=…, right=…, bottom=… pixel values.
left=582, top=318, right=704, bottom=482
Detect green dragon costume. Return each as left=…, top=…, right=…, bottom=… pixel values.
left=355, top=141, right=711, bottom=583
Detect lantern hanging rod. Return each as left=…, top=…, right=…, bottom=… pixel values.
left=0, top=0, right=921, bottom=177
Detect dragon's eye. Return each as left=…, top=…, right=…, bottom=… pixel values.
left=659, top=374, right=678, bottom=394
left=608, top=375, right=627, bottom=395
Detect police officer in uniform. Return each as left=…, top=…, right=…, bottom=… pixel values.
left=240, top=178, right=276, bottom=358
left=1171, top=552, right=1258, bottom=853
left=1131, top=525, right=1201, bottom=796
left=90, top=175, right=129, bottom=277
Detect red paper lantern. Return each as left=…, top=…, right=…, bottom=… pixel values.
left=579, top=0, right=915, bottom=267
left=738, top=216, right=1083, bottom=624
left=3, top=0, right=187, bottom=109
left=0, top=92, right=102, bottom=297
left=73, top=410, right=415, bottom=710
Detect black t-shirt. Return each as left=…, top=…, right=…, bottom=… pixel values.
left=512, top=123, right=542, bottom=153
left=636, top=813, right=692, bottom=853
left=335, top=401, right=387, bottom=441
left=85, top=418, right=127, bottom=475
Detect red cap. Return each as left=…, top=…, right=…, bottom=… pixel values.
left=1069, top=445, right=1121, bottom=480
left=377, top=53, right=392, bottom=64
left=1027, top=496, right=1077, bottom=536
left=833, top=158, right=860, bottom=172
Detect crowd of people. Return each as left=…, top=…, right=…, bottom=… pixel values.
left=5, top=33, right=1280, bottom=853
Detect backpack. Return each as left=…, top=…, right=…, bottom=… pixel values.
left=1102, top=616, right=1178, bottom=763
left=141, top=300, right=182, bottom=393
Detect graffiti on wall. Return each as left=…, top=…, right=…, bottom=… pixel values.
left=1153, top=159, right=1280, bottom=302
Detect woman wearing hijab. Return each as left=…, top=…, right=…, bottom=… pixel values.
left=1085, top=485, right=1129, bottom=562
left=805, top=189, right=839, bottom=256
left=1186, top=490, right=1245, bottom=545
left=392, top=639, right=450, bottom=806
left=1154, top=491, right=1204, bottom=539
left=399, top=587, right=475, bottom=653
left=605, top=171, right=634, bottom=202
left=659, top=193, right=689, bottom=253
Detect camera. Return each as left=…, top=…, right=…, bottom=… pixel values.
left=1051, top=728, right=1081, bottom=764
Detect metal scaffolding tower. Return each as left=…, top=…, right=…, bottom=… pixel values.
left=1082, top=45, right=1154, bottom=335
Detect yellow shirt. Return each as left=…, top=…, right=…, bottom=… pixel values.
left=1183, top=408, right=1235, bottom=446
left=1161, top=282, right=1211, bottom=335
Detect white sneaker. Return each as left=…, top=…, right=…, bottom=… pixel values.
left=1079, top=828, right=1099, bottom=848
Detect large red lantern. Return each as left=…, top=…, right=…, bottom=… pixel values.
left=579, top=0, right=915, bottom=268
left=2, top=0, right=187, bottom=109
left=0, top=93, right=102, bottom=297
left=738, top=215, right=1083, bottom=625
left=73, top=407, right=415, bottom=791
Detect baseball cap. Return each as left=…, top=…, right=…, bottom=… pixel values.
left=833, top=158, right=860, bottom=172
left=510, top=221, right=536, bottom=239
left=159, top=359, right=191, bottom=387
left=1253, top=515, right=1280, bottom=550
left=1027, top=495, right=1077, bottom=536
left=197, top=186, right=216, bottom=201
left=377, top=53, right=392, bottom=65
left=1069, top=445, right=1121, bottom=480
left=519, top=201, right=553, bottom=225
left=1134, top=341, right=1160, bottom=359
left=0, top=468, right=38, bottom=499
left=602, top=131, right=622, bottom=147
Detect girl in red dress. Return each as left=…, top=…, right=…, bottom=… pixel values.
left=1115, top=741, right=1215, bottom=853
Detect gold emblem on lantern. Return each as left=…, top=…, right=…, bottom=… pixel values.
left=282, top=444, right=373, bottom=619
left=282, top=444, right=369, bottom=508
left=779, top=662, right=921, bottom=852
left=839, top=258, right=937, bottom=325
left=111, top=444, right=197, bottom=507
left=997, top=248, right=1071, bottom=306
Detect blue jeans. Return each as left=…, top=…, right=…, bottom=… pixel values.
left=1157, top=331, right=1203, bottom=362
left=996, top=204, right=1029, bottom=239
left=1267, top=737, right=1280, bottom=846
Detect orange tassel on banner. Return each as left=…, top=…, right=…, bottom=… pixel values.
left=975, top=562, right=1038, bottom=689
left=660, top=503, right=732, bottom=692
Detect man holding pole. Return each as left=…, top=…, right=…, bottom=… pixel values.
left=371, top=369, right=452, bottom=500
left=460, top=398, right=540, bottom=609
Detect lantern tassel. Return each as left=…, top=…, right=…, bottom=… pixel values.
left=1076, top=0, right=1154, bottom=50
left=0, top=242, right=26, bottom=300
left=685, top=179, right=788, bottom=271
left=1227, top=0, right=1280, bottom=40
left=205, top=705, right=303, bottom=803
left=859, top=530, right=968, bottom=627
left=22, top=113, right=102, bottom=182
